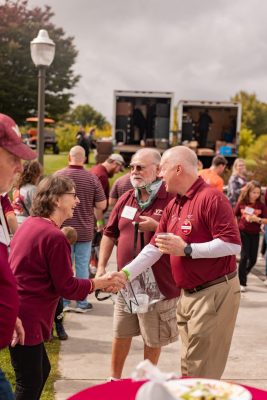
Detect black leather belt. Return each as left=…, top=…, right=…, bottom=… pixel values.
left=184, top=270, right=237, bottom=294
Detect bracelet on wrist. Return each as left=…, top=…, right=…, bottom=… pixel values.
left=122, top=268, right=130, bottom=280
left=91, top=279, right=95, bottom=292
left=96, top=219, right=105, bottom=228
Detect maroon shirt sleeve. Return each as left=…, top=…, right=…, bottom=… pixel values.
left=92, top=175, right=106, bottom=203
left=203, top=191, right=241, bottom=244
left=45, top=234, right=93, bottom=298
left=234, top=201, right=241, bottom=218
left=1, top=194, right=13, bottom=214
left=0, top=243, right=19, bottom=349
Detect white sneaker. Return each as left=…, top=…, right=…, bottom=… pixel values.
left=63, top=306, right=75, bottom=312
left=240, top=285, right=246, bottom=293
left=106, top=377, right=120, bottom=382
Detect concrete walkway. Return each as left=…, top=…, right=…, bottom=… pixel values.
left=54, top=254, right=267, bottom=400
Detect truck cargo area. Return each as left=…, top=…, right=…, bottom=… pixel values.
left=114, top=91, right=173, bottom=146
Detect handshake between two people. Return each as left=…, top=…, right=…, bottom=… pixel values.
left=92, top=270, right=128, bottom=294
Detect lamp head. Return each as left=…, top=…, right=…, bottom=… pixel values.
left=30, top=29, right=55, bottom=67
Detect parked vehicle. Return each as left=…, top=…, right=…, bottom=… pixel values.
left=112, top=90, right=173, bottom=163
left=177, top=100, right=242, bottom=166
left=111, top=91, right=241, bottom=167
left=24, top=117, right=60, bottom=155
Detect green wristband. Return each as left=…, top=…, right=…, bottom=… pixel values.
left=122, top=268, right=130, bottom=280
left=96, top=219, right=104, bottom=227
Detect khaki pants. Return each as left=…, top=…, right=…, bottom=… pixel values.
left=177, top=276, right=240, bottom=379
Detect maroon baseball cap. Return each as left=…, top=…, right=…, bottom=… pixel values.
left=0, top=113, right=36, bottom=160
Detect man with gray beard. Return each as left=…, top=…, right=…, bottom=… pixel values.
left=97, top=148, right=180, bottom=380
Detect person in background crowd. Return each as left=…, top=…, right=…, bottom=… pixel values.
left=90, top=153, right=125, bottom=230
left=234, top=181, right=267, bottom=292
left=55, top=146, right=106, bottom=313
left=0, top=113, right=36, bottom=399
left=9, top=175, right=125, bottom=400
left=12, top=160, right=43, bottom=224
left=1, top=193, right=18, bottom=236
left=109, top=172, right=132, bottom=207
left=97, top=148, right=179, bottom=380
left=227, top=158, right=247, bottom=207
left=197, top=109, right=213, bottom=148
left=76, top=127, right=89, bottom=164
left=116, top=146, right=241, bottom=379
left=52, top=226, right=78, bottom=341
left=90, top=153, right=125, bottom=202
left=199, top=155, right=227, bottom=192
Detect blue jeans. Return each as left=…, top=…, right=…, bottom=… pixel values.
left=0, top=369, right=14, bottom=400
left=64, top=241, right=92, bottom=308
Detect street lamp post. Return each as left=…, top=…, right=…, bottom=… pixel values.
left=30, top=29, right=55, bottom=165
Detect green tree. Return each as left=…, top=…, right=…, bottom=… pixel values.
left=67, top=104, right=108, bottom=129
left=232, top=91, right=267, bottom=136
left=246, top=134, right=267, bottom=161
left=0, top=0, right=80, bottom=124
left=238, top=127, right=255, bottom=159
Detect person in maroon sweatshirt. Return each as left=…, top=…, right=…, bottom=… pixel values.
left=9, top=175, right=125, bottom=400
left=0, top=113, right=36, bottom=400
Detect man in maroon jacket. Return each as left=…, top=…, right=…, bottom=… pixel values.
left=0, top=113, right=36, bottom=398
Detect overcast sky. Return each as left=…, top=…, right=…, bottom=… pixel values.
left=28, top=0, right=267, bottom=122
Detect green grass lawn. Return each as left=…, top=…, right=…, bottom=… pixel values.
left=0, top=339, right=60, bottom=400
left=43, top=153, right=128, bottom=186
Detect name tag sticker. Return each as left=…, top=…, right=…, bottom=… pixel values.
left=121, top=206, right=137, bottom=220
left=0, top=226, right=8, bottom=246
left=244, top=206, right=254, bottom=215
left=181, top=219, right=192, bottom=235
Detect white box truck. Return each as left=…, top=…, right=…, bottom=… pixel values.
left=113, top=90, right=174, bottom=163
left=177, top=100, right=242, bottom=166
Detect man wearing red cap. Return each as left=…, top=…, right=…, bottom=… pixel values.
left=0, top=113, right=36, bottom=399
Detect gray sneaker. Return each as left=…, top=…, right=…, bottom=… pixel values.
left=75, top=303, right=93, bottom=313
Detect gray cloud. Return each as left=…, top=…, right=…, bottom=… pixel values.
left=28, top=0, right=267, bottom=121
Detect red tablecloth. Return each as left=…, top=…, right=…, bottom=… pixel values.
left=68, top=379, right=267, bottom=400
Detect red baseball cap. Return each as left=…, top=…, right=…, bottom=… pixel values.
left=0, top=113, right=36, bottom=160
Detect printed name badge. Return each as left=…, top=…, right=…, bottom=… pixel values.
left=244, top=206, right=254, bottom=215
left=0, top=226, right=8, bottom=246
left=181, top=219, right=192, bottom=235
left=121, top=205, right=137, bottom=220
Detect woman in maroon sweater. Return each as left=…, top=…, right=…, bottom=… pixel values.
left=9, top=175, right=125, bottom=400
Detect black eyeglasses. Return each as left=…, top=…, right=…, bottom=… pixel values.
left=65, top=192, right=78, bottom=199
left=129, top=164, right=146, bottom=172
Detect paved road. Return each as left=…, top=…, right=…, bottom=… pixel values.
left=54, top=254, right=267, bottom=400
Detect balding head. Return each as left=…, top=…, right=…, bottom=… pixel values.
left=160, top=146, right=199, bottom=195
left=131, top=148, right=161, bottom=165
left=69, top=146, right=85, bottom=165
left=162, top=146, right=198, bottom=173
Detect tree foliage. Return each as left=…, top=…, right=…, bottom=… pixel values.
left=232, top=91, right=267, bottom=136
left=0, top=0, right=80, bottom=124
left=238, top=128, right=255, bottom=159
left=67, top=104, right=108, bottom=129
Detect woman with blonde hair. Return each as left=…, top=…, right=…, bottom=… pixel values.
left=12, top=160, right=43, bottom=223
left=227, top=158, right=247, bottom=207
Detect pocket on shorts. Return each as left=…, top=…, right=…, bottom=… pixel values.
left=159, top=308, right=178, bottom=345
